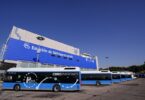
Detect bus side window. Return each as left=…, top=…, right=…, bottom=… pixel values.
left=5, top=75, right=13, bottom=82
left=18, top=75, right=21, bottom=79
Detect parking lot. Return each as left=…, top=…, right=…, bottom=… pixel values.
left=0, top=78, right=145, bottom=100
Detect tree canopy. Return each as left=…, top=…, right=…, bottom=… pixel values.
left=107, top=64, right=145, bottom=73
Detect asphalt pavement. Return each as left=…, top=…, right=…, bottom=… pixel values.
left=0, top=78, right=145, bottom=100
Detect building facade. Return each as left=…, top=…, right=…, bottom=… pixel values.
left=1, top=26, right=98, bottom=70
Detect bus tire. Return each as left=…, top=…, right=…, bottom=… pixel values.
left=53, top=84, right=61, bottom=92
left=14, top=84, right=21, bottom=91
left=96, top=81, right=101, bottom=86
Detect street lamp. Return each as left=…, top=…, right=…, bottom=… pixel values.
left=95, top=56, right=99, bottom=71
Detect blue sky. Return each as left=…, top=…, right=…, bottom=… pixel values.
left=0, top=0, right=145, bottom=68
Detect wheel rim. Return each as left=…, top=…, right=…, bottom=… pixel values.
left=15, top=85, right=20, bottom=91
left=54, top=85, right=60, bottom=92
left=96, top=81, right=100, bottom=86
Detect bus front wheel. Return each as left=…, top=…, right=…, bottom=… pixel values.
left=96, top=81, right=101, bottom=86
left=53, top=84, right=61, bottom=92
left=14, top=84, right=21, bottom=91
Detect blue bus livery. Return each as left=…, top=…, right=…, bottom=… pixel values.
left=112, top=72, right=121, bottom=83
left=2, top=67, right=81, bottom=91
left=81, top=71, right=112, bottom=85
left=120, top=72, right=134, bottom=82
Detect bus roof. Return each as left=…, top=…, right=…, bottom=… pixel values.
left=111, top=71, right=121, bottom=74
left=7, top=67, right=80, bottom=72
left=81, top=71, right=112, bottom=74
left=111, top=71, right=134, bottom=75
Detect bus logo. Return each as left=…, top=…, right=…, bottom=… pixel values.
left=23, top=72, right=37, bottom=88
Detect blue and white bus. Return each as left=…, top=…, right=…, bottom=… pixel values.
left=112, top=71, right=135, bottom=82
left=112, top=72, right=121, bottom=83
left=125, top=72, right=134, bottom=81
left=81, top=71, right=112, bottom=85
left=120, top=72, right=135, bottom=82
left=2, top=67, right=81, bottom=91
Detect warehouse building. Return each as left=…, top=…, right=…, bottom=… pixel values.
left=0, top=26, right=98, bottom=70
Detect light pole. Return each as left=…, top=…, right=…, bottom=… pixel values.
left=95, top=56, right=99, bottom=71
